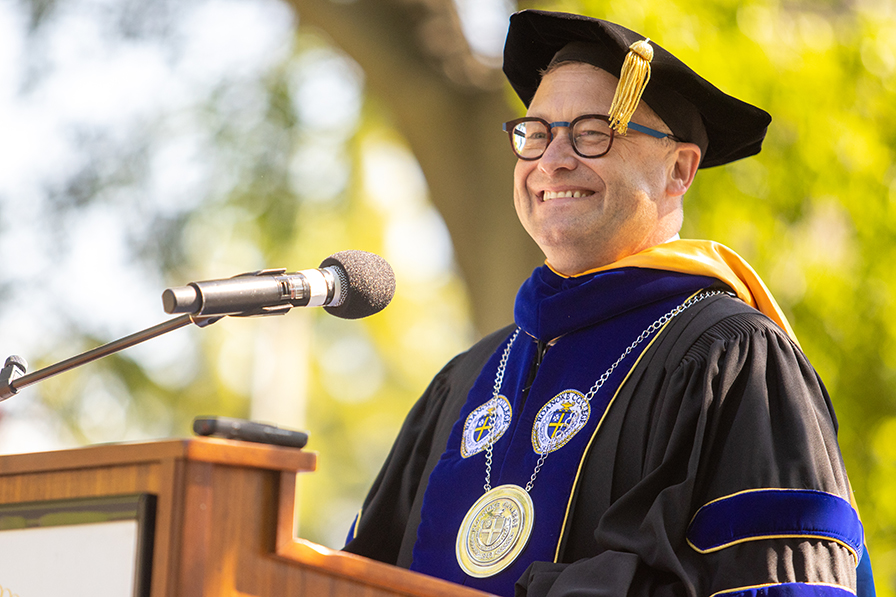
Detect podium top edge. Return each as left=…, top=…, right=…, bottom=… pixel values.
left=0, top=437, right=317, bottom=476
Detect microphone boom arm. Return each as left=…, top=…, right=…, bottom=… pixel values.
left=1, top=314, right=221, bottom=402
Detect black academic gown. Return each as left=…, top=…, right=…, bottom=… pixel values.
left=344, top=292, right=861, bottom=597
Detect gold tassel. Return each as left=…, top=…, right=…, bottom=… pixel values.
left=608, top=38, right=654, bottom=135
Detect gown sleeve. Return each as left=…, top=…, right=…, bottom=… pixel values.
left=516, top=304, right=861, bottom=597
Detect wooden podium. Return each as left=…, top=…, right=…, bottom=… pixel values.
left=0, top=438, right=492, bottom=596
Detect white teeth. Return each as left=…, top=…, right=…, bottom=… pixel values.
left=542, top=190, right=592, bottom=201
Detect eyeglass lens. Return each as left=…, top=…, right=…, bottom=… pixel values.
left=510, top=117, right=613, bottom=159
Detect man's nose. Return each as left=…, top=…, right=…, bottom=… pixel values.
left=538, top=126, right=578, bottom=173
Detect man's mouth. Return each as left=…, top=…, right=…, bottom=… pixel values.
left=542, top=190, right=594, bottom=201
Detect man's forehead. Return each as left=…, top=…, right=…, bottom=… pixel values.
left=531, top=63, right=615, bottom=109
left=533, top=62, right=667, bottom=129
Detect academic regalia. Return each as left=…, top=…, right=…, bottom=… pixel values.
left=344, top=242, right=866, bottom=597
left=346, top=8, right=871, bottom=596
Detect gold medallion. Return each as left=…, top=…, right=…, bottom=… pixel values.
left=455, top=484, right=534, bottom=578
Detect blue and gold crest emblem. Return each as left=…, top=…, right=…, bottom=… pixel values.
left=531, top=390, right=590, bottom=454
left=461, top=396, right=512, bottom=458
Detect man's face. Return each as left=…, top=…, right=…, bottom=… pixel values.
left=513, top=63, right=685, bottom=275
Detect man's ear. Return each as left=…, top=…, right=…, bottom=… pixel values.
left=667, top=143, right=701, bottom=197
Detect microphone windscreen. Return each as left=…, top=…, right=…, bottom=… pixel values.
left=320, top=250, right=396, bottom=319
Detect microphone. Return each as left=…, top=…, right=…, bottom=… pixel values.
left=162, top=250, right=395, bottom=320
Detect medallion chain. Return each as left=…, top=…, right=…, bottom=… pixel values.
left=484, top=328, right=520, bottom=493
left=485, top=289, right=723, bottom=493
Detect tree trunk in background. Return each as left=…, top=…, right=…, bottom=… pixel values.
left=291, top=0, right=544, bottom=335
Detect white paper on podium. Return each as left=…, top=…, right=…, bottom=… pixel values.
left=0, top=519, right=139, bottom=597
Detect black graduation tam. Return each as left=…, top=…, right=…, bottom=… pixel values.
left=503, top=10, right=772, bottom=168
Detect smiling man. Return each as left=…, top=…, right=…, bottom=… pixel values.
left=511, top=62, right=699, bottom=274
left=344, top=10, right=871, bottom=597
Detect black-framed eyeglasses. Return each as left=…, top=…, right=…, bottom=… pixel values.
left=502, top=114, right=676, bottom=160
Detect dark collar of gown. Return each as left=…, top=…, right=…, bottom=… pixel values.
left=514, top=265, right=717, bottom=342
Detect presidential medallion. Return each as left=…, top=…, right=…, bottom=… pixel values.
left=455, top=484, right=534, bottom=578
left=532, top=390, right=591, bottom=454
left=461, top=396, right=512, bottom=458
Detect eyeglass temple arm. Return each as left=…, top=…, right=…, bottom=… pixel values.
left=626, top=121, right=671, bottom=139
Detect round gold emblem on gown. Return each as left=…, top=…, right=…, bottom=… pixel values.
left=455, top=484, right=534, bottom=578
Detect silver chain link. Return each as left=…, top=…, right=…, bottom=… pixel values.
left=483, top=290, right=723, bottom=494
